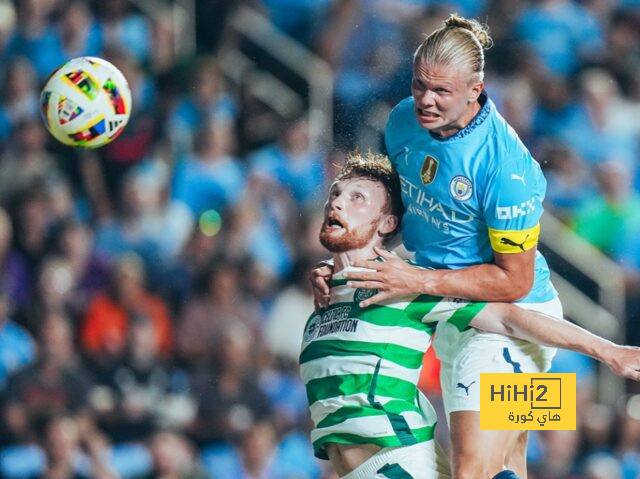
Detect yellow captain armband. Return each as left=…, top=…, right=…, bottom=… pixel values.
left=488, top=223, right=540, bottom=254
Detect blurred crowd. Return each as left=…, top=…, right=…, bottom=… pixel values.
left=0, top=0, right=639, bottom=478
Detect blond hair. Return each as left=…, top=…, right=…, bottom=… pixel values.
left=414, top=14, right=493, bottom=82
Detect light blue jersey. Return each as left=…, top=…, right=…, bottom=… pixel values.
left=385, top=93, right=556, bottom=303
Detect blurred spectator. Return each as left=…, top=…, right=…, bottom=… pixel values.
left=0, top=1, right=16, bottom=54
left=172, top=120, right=245, bottom=216
left=2, top=311, right=93, bottom=445
left=582, top=452, right=622, bottom=479
left=539, top=142, right=596, bottom=222
left=89, top=313, right=193, bottom=442
left=249, top=115, right=326, bottom=208
left=41, top=415, right=109, bottom=479
left=45, top=174, right=81, bottom=224
left=0, top=287, right=34, bottom=389
left=494, top=76, right=536, bottom=145
left=52, top=219, right=110, bottom=313
left=259, top=0, right=332, bottom=47
left=55, top=0, right=103, bottom=60
left=0, top=207, right=30, bottom=307
left=188, top=322, right=271, bottom=445
left=176, top=257, right=260, bottom=368
left=10, top=186, right=51, bottom=278
left=224, top=195, right=294, bottom=281
left=0, top=57, right=39, bottom=148
left=264, top=257, right=315, bottom=362
left=572, top=160, right=640, bottom=258
left=317, top=0, right=412, bottom=148
left=0, top=118, right=60, bottom=203
left=531, top=75, right=590, bottom=155
left=514, top=0, right=604, bottom=76
left=575, top=68, right=640, bottom=167
left=135, top=431, right=207, bottom=479
left=615, top=395, right=640, bottom=479
left=168, top=57, right=237, bottom=154
left=81, top=253, right=172, bottom=367
left=581, top=402, right=615, bottom=455
left=201, top=419, right=321, bottom=479
left=257, top=349, right=309, bottom=431
left=95, top=163, right=193, bottom=273
left=15, top=255, right=76, bottom=337
left=95, top=0, right=150, bottom=64
left=530, top=429, right=581, bottom=478
left=161, top=228, right=223, bottom=310
left=1, top=0, right=64, bottom=79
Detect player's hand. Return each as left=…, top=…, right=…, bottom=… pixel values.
left=345, top=247, right=423, bottom=307
left=605, top=345, right=640, bottom=381
left=310, top=261, right=333, bottom=310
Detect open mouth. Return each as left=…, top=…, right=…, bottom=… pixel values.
left=417, top=108, right=440, bottom=120
left=325, top=217, right=345, bottom=231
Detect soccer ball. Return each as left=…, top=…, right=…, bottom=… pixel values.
left=40, top=56, right=132, bottom=149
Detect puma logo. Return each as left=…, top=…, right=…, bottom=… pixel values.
left=511, top=172, right=526, bottom=186
left=456, top=381, right=476, bottom=396
left=500, top=234, right=529, bottom=252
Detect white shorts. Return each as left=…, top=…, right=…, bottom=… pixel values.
left=438, top=297, right=564, bottom=419
left=341, top=440, right=452, bottom=479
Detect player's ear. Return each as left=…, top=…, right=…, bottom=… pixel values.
left=468, top=79, right=484, bottom=102
left=379, top=214, right=399, bottom=237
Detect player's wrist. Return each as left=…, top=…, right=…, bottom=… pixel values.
left=417, top=268, right=438, bottom=295
left=594, top=341, right=619, bottom=365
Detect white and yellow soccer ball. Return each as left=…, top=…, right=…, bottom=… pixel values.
left=40, top=56, right=132, bottom=148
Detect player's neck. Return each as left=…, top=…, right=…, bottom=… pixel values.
left=333, top=244, right=379, bottom=274
left=435, top=100, right=482, bottom=138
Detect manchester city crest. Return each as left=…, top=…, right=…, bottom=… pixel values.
left=449, top=175, right=473, bottom=201
left=420, top=155, right=438, bottom=185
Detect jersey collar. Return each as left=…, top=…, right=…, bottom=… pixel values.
left=428, top=91, right=490, bottom=143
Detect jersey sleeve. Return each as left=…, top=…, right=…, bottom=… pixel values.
left=414, top=295, right=486, bottom=332
left=482, top=149, right=546, bottom=254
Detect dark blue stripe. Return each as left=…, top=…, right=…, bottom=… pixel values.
left=368, top=359, right=417, bottom=446
left=492, top=471, right=521, bottom=479
left=502, top=347, right=522, bottom=373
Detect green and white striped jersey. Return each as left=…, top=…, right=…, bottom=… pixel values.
left=299, top=265, right=486, bottom=459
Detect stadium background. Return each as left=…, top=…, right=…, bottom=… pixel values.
left=0, top=0, right=639, bottom=477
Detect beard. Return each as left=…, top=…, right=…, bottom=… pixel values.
left=319, top=220, right=379, bottom=253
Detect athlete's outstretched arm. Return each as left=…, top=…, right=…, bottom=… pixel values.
left=471, top=303, right=640, bottom=381
left=345, top=247, right=534, bottom=306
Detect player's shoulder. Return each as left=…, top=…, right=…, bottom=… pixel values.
left=387, top=97, right=417, bottom=134
left=484, top=98, right=539, bottom=173
left=485, top=99, right=522, bottom=152
left=389, top=96, right=415, bottom=119
left=386, top=97, right=420, bottom=156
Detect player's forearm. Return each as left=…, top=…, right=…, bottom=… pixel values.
left=419, top=264, right=531, bottom=302
left=481, top=304, right=616, bottom=362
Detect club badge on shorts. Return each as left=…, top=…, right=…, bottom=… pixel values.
left=421, top=155, right=438, bottom=185
left=450, top=175, right=473, bottom=201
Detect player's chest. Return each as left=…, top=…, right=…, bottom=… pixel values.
left=394, top=145, right=483, bottom=219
